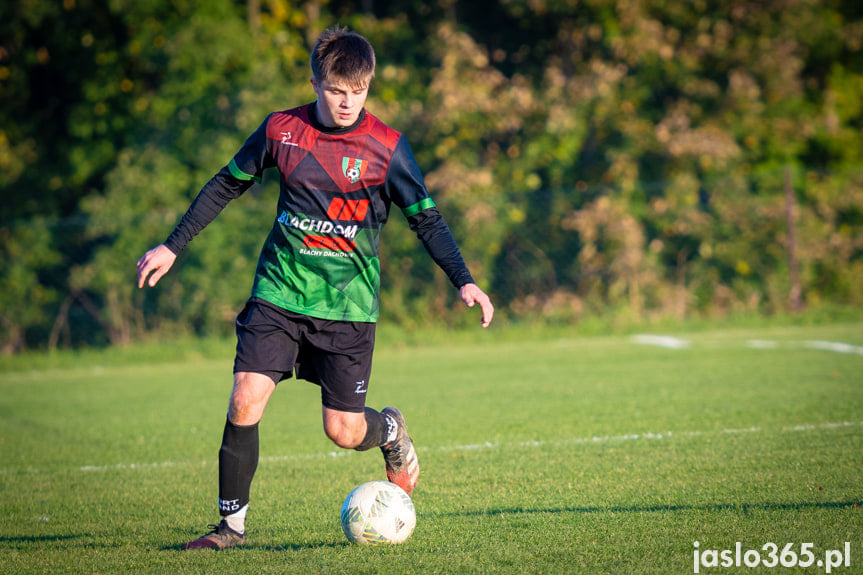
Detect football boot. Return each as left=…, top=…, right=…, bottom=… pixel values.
left=380, top=407, right=420, bottom=495
left=181, top=520, right=245, bottom=550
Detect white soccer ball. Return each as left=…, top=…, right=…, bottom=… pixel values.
left=340, top=480, right=416, bottom=545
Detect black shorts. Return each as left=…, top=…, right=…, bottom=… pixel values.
left=233, top=299, right=376, bottom=413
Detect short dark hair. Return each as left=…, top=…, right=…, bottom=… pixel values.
left=311, top=26, right=375, bottom=88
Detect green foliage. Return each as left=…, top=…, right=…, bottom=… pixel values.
left=1, top=0, right=862, bottom=350
left=0, top=219, right=60, bottom=353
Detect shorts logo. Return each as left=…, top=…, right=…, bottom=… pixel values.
left=327, top=198, right=370, bottom=221
left=354, top=380, right=367, bottom=394
left=342, top=157, right=367, bottom=183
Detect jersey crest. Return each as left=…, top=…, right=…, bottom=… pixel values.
left=342, top=157, right=367, bottom=183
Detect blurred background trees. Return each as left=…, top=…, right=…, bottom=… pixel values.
left=1, top=0, right=861, bottom=352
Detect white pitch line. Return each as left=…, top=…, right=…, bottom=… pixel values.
left=746, top=339, right=778, bottom=349
left=631, top=336, right=863, bottom=355
left=722, top=426, right=761, bottom=434
left=2, top=420, right=855, bottom=477
left=804, top=340, right=863, bottom=356
left=442, top=422, right=859, bottom=454
left=784, top=420, right=859, bottom=432
left=630, top=334, right=690, bottom=349
left=79, top=461, right=185, bottom=472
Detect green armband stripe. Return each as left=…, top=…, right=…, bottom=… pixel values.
left=228, top=158, right=262, bottom=183
left=402, top=198, right=436, bottom=218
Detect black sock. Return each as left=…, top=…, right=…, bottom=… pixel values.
left=218, top=418, right=259, bottom=517
left=354, top=408, right=392, bottom=451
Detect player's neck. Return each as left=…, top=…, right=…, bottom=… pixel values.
left=308, top=102, right=366, bottom=134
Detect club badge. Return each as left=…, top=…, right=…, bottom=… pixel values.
left=342, top=157, right=367, bottom=183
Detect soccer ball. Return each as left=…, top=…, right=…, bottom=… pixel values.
left=340, top=481, right=416, bottom=545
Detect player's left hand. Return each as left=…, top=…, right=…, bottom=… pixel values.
left=459, top=283, right=494, bottom=328
left=136, top=243, right=177, bottom=288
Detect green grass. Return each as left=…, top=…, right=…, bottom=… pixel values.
left=1, top=323, right=861, bottom=573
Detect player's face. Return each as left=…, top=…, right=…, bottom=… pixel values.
left=311, top=77, right=370, bottom=128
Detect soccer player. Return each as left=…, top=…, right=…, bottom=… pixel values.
left=136, top=26, right=494, bottom=550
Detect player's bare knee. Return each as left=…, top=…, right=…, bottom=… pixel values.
left=228, top=394, right=261, bottom=426
left=324, top=421, right=363, bottom=449
left=324, top=427, right=356, bottom=449
left=227, top=373, right=274, bottom=425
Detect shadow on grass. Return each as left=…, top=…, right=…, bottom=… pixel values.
left=0, top=532, right=347, bottom=553
left=157, top=539, right=349, bottom=552
left=242, top=541, right=349, bottom=551
left=427, top=500, right=861, bottom=518
left=0, top=534, right=84, bottom=550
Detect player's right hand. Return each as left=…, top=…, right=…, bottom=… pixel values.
left=136, top=244, right=177, bottom=288
left=459, top=283, right=494, bottom=328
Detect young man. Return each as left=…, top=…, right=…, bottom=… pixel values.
left=136, top=26, right=494, bottom=550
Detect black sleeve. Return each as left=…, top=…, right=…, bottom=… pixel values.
left=164, top=116, right=273, bottom=254
left=406, top=207, right=475, bottom=289
left=163, top=166, right=254, bottom=254
left=384, top=135, right=475, bottom=289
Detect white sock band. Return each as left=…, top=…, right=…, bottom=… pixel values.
left=225, top=504, right=247, bottom=534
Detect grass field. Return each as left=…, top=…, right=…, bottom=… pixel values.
left=1, top=322, right=861, bottom=574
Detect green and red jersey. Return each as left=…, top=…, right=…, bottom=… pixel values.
left=164, top=103, right=474, bottom=322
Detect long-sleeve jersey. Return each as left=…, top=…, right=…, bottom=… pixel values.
left=164, top=103, right=474, bottom=322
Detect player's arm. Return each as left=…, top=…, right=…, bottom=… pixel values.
left=406, top=208, right=494, bottom=328
left=162, top=166, right=255, bottom=255
left=136, top=167, right=254, bottom=288
left=388, top=135, right=494, bottom=327
left=137, top=117, right=272, bottom=288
